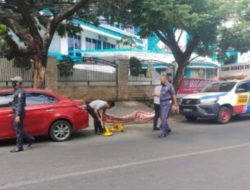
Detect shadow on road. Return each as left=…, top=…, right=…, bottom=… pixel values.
left=178, top=115, right=250, bottom=125
left=0, top=129, right=95, bottom=147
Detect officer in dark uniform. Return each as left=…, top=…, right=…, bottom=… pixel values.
left=10, top=76, right=35, bottom=153
left=159, top=75, right=179, bottom=138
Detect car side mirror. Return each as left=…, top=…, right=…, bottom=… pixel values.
left=236, top=88, right=247, bottom=93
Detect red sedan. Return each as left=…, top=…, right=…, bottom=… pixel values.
left=0, top=89, right=89, bottom=141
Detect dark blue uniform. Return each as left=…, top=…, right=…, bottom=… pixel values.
left=160, top=83, right=175, bottom=135
left=12, top=88, right=33, bottom=149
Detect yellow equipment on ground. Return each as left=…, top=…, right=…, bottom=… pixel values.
left=103, top=124, right=113, bottom=136
left=110, top=123, right=125, bottom=132
left=102, top=123, right=125, bottom=137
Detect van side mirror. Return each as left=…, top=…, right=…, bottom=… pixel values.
left=236, top=88, right=247, bottom=93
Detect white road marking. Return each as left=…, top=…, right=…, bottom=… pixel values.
left=2, top=142, right=250, bottom=189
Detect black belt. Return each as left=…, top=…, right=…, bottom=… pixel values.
left=160, top=99, right=172, bottom=102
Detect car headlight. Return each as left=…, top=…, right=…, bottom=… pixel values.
left=200, top=97, right=218, bottom=104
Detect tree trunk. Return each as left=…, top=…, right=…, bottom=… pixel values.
left=32, top=55, right=47, bottom=89
left=173, top=63, right=187, bottom=92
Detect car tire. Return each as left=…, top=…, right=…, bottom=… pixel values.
left=185, top=115, right=197, bottom=122
left=217, top=106, right=232, bottom=124
left=49, top=120, right=72, bottom=141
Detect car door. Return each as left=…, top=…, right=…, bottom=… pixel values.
left=24, top=92, right=59, bottom=136
left=235, top=82, right=250, bottom=114
left=0, top=93, right=15, bottom=139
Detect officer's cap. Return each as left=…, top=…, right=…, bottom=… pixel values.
left=10, top=76, right=23, bottom=82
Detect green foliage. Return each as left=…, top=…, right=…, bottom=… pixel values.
left=118, top=36, right=136, bottom=47
left=131, top=0, right=226, bottom=38
left=0, top=24, right=9, bottom=52
left=0, top=24, right=7, bottom=35
left=57, top=21, right=82, bottom=37
left=129, top=56, right=142, bottom=76
left=223, top=54, right=238, bottom=65
left=218, top=0, right=250, bottom=56
left=13, top=56, right=32, bottom=70
left=57, top=56, right=74, bottom=77
left=123, top=0, right=230, bottom=89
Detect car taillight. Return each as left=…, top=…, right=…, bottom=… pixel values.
left=77, top=104, right=87, bottom=110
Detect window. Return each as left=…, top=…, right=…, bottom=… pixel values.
left=190, top=68, right=205, bottom=79
left=103, top=42, right=115, bottom=49
left=68, top=35, right=81, bottom=57
left=236, top=82, right=250, bottom=93
left=26, top=93, right=58, bottom=106
left=85, top=38, right=102, bottom=50
left=202, top=82, right=236, bottom=93
left=0, top=93, right=13, bottom=108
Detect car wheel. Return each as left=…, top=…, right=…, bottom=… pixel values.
left=49, top=120, right=72, bottom=141
left=217, top=106, right=232, bottom=124
left=185, top=115, right=197, bottom=122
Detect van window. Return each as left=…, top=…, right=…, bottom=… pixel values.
left=202, top=82, right=236, bottom=92
left=236, top=82, right=250, bottom=93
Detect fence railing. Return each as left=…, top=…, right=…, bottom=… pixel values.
left=0, top=58, right=33, bottom=87
left=128, top=75, right=160, bottom=85
left=58, top=63, right=118, bottom=86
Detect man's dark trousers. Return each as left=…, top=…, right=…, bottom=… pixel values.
left=13, top=114, right=33, bottom=149
left=153, top=103, right=160, bottom=129
left=160, top=101, right=172, bottom=135
left=87, top=105, right=103, bottom=134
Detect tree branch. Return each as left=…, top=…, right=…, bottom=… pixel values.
left=177, top=30, right=183, bottom=44
left=43, top=0, right=90, bottom=53
left=188, top=55, right=200, bottom=64
left=4, top=18, right=33, bottom=47
left=166, top=30, right=184, bottom=57
left=155, top=30, right=168, bottom=44
left=43, top=19, right=55, bottom=51
left=0, top=48, right=37, bottom=59
left=184, top=35, right=199, bottom=63
left=53, top=0, right=90, bottom=26
left=155, top=30, right=185, bottom=64
left=5, top=34, right=19, bottom=50
left=16, top=0, right=42, bottom=44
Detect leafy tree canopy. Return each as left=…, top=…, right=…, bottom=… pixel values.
left=0, top=0, right=131, bottom=88
left=219, top=0, right=250, bottom=55
left=126, top=0, right=229, bottom=89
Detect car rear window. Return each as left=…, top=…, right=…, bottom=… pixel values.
left=26, top=93, right=58, bottom=105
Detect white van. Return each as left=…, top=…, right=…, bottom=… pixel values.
left=179, top=79, right=250, bottom=123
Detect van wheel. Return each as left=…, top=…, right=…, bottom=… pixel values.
left=49, top=120, right=72, bottom=141
left=217, top=106, right=232, bottom=124
left=185, top=115, right=197, bottom=122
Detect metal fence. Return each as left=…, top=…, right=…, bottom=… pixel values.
left=58, top=63, right=118, bottom=86
left=0, top=58, right=33, bottom=87
left=128, top=75, right=155, bottom=85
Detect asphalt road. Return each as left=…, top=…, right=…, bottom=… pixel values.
left=1, top=116, right=250, bottom=190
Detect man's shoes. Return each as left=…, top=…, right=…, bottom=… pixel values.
left=28, top=138, right=35, bottom=147
left=95, top=132, right=103, bottom=135
left=158, top=129, right=172, bottom=138
left=153, top=127, right=160, bottom=131
left=158, top=134, right=167, bottom=138
left=10, top=148, right=23, bottom=153
left=167, top=129, right=172, bottom=134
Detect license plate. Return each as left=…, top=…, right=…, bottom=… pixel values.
left=183, top=108, right=192, bottom=112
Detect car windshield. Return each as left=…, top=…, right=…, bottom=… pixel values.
left=202, top=82, right=236, bottom=92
